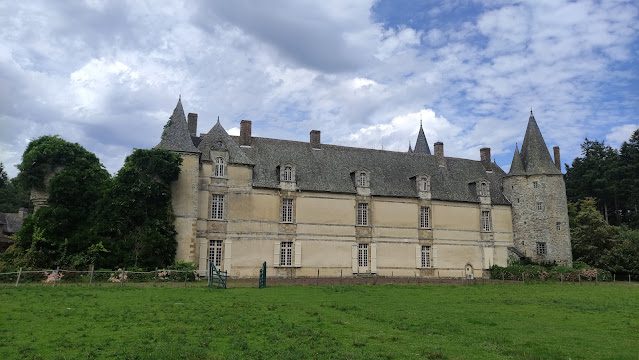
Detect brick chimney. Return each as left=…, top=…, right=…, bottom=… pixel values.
left=240, top=120, right=252, bottom=146
left=187, top=113, right=198, bottom=137
left=553, top=146, right=561, bottom=171
left=480, top=147, right=491, bottom=163
left=434, top=142, right=444, bottom=157
left=310, top=130, right=321, bottom=149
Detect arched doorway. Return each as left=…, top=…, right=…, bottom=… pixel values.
left=465, top=264, right=474, bottom=279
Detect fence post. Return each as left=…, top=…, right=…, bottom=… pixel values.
left=89, top=264, right=94, bottom=285
left=184, top=271, right=187, bottom=287
left=15, top=267, right=22, bottom=287
left=316, top=268, right=320, bottom=286
left=578, top=274, right=581, bottom=284
left=629, top=274, right=631, bottom=283
left=613, top=273, right=615, bottom=282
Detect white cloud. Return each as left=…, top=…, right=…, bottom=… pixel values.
left=606, top=124, right=638, bottom=147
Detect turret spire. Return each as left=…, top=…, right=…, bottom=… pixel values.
left=155, top=97, right=200, bottom=153
left=413, top=120, right=431, bottom=155
left=518, top=111, right=561, bottom=175
left=508, top=143, right=526, bottom=176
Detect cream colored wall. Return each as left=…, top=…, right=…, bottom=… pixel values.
left=172, top=153, right=199, bottom=263
left=184, top=163, right=513, bottom=278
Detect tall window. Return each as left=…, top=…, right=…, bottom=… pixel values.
left=421, top=245, right=431, bottom=268
left=357, top=202, right=369, bottom=226
left=481, top=210, right=491, bottom=232
left=209, top=240, right=223, bottom=267
left=533, top=181, right=539, bottom=189
left=536, top=242, right=547, bottom=256
left=282, top=166, right=293, bottom=182
left=480, top=182, right=489, bottom=196
left=280, top=241, right=293, bottom=266
left=556, top=222, right=561, bottom=231
left=537, top=202, right=544, bottom=211
left=420, top=177, right=430, bottom=192
left=420, top=206, right=431, bottom=229
left=211, top=194, right=224, bottom=220
left=358, top=243, right=369, bottom=267
left=358, top=172, right=367, bottom=187
left=214, top=157, right=225, bottom=177
left=281, top=198, right=294, bottom=223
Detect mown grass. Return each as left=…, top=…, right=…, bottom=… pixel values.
left=0, top=283, right=637, bottom=359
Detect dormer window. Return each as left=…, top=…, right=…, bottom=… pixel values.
left=214, top=157, right=225, bottom=177
left=418, top=176, right=431, bottom=192
left=280, top=165, right=296, bottom=183
left=479, top=182, right=489, bottom=197
left=356, top=171, right=370, bottom=188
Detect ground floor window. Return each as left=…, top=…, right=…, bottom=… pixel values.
left=358, top=243, right=369, bottom=267
left=280, top=241, right=293, bottom=266
left=209, top=240, right=223, bottom=267
left=421, top=245, right=431, bottom=268
left=536, top=242, right=547, bottom=256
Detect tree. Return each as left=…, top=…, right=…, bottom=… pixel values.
left=0, top=163, right=29, bottom=213
left=94, top=149, right=181, bottom=269
left=569, top=198, right=618, bottom=269
left=13, top=136, right=110, bottom=268
left=618, top=129, right=639, bottom=226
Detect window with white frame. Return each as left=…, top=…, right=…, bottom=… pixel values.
left=358, top=172, right=368, bottom=187
left=211, top=194, right=224, bottom=220
left=281, top=198, right=294, bottom=223
left=280, top=241, right=293, bottom=266
left=421, top=245, right=431, bottom=268
left=420, top=206, right=431, bottom=229
left=214, top=157, right=225, bottom=177
left=479, top=182, right=489, bottom=196
left=419, top=177, right=430, bottom=192
left=536, top=242, right=547, bottom=256
left=282, top=166, right=293, bottom=182
left=209, top=240, right=223, bottom=267
left=537, top=202, right=544, bottom=211
left=357, top=202, right=369, bottom=226
left=358, top=243, right=369, bottom=267
left=481, top=210, right=491, bottom=232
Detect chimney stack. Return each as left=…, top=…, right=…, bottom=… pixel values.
left=434, top=142, right=444, bottom=157
left=553, top=146, right=561, bottom=171
left=187, top=113, right=198, bottom=137
left=240, top=120, right=252, bottom=146
left=310, top=130, right=321, bottom=149
left=480, top=147, right=491, bottom=163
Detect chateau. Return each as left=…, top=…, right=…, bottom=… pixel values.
left=156, top=98, right=572, bottom=278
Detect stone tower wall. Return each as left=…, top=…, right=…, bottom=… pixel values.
left=503, top=174, right=572, bottom=265
left=172, top=153, right=200, bottom=263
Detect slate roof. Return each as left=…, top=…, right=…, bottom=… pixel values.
left=413, top=124, right=431, bottom=154
left=518, top=112, right=561, bottom=175
left=155, top=99, right=200, bottom=153
left=508, top=144, right=526, bottom=176
left=234, top=137, right=510, bottom=205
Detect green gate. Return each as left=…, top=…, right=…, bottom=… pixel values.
left=208, top=262, right=228, bottom=289
left=258, top=261, right=267, bottom=288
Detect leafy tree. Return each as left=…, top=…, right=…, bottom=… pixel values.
left=0, top=163, right=29, bottom=213
left=569, top=198, right=618, bottom=269
left=618, top=129, right=639, bottom=226
left=601, top=227, right=639, bottom=276
left=95, top=149, right=181, bottom=269
left=13, top=136, right=110, bottom=268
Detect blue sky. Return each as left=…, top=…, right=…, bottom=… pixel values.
left=1, top=0, right=637, bottom=177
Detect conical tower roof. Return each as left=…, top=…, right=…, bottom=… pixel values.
left=156, top=98, right=200, bottom=153
left=413, top=122, right=431, bottom=155
left=508, top=144, right=526, bottom=176
left=520, top=111, right=561, bottom=175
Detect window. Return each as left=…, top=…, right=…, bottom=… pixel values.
left=421, top=245, right=431, bottom=268
left=479, top=182, right=489, bottom=196
left=214, top=157, right=225, bottom=177
left=358, top=244, right=369, bottom=267
left=517, top=198, right=520, bottom=203
left=357, top=203, right=369, bottom=226
left=556, top=222, right=561, bottom=230
left=280, top=241, right=293, bottom=266
left=420, top=206, right=431, bottom=229
left=209, top=240, right=223, bottom=267
left=420, top=177, right=430, bottom=192
left=358, top=172, right=368, bottom=187
left=211, top=194, right=224, bottom=220
left=536, top=242, right=547, bottom=256
left=281, top=198, right=294, bottom=223
left=533, top=181, right=539, bottom=188
left=537, top=202, right=544, bottom=211
left=481, top=210, right=491, bottom=232
left=282, top=166, right=293, bottom=182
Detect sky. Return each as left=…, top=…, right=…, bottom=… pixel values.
left=1, top=0, right=638, bottom=178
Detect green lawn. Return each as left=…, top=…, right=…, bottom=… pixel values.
left=0, top=283, right=637, bottom=359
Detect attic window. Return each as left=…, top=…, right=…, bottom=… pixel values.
left=357, top=171, right=368, bottom=187
left=479, top=182, right=489, bottom=196
left=283, top=166, right=293, bottom=182
left=214, top=157, right=225, bottom=177
left=419, top=177, right=431, bottom=192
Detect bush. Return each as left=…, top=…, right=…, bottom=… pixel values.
left=490, top=263, right=611, bottom=282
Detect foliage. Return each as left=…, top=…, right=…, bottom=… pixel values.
left=1, top=285, right=638, bottom=359
left=489, top=263, right=611, bottom=281
left=565, top=129, right=639, bottom=226
left=94, top=148, right=181, bottom=269
left=0, top=163, right=29, bottom=213
left=12, top=136, right=110, bottom=269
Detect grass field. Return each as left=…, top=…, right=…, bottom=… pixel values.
left=1, top=283, right=638, bottom=360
